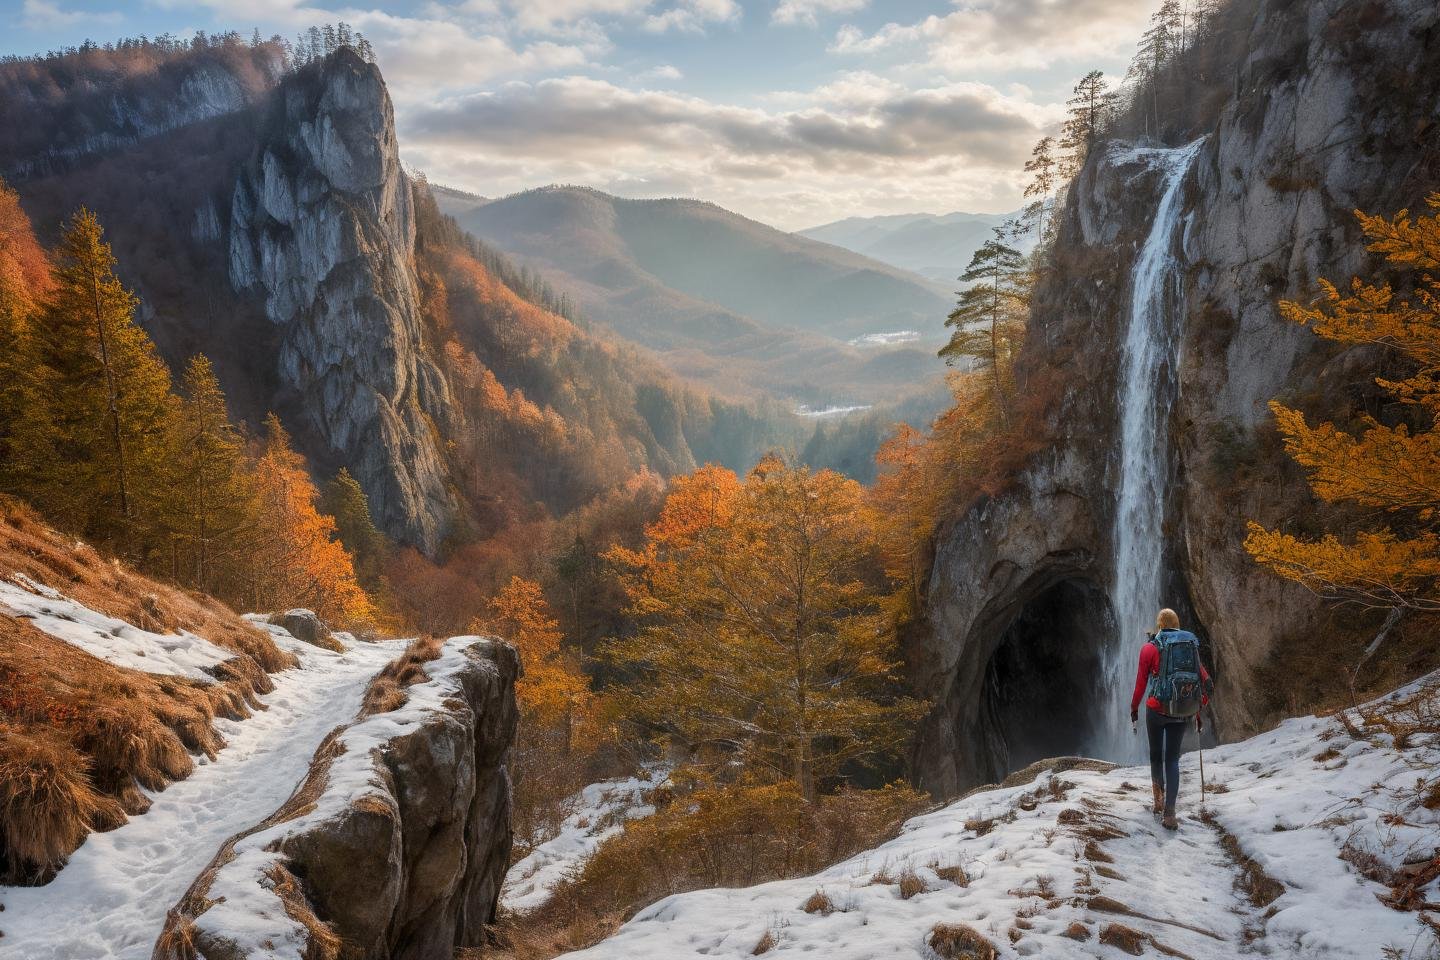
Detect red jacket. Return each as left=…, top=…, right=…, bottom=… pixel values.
left=1131, top=636, right=1211, bottom=714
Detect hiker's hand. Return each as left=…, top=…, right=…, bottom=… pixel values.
left=1130, top=708, right=1138, bottom=724
left=1195, top=714, right=1204, bottom=733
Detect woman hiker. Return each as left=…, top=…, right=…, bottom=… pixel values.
left=1130, top=608, right=1212, bottom=830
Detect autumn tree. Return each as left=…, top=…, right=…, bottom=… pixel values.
left=17, top=209, right=180, bottom=550
left=167, top=355, right=253, bottom=592
left=245, top=414, right=373, bottom=624
left=322, top=468, right=388, bottom=587
left=606, top=458, right=923, bottom=802
left=0, top=179, right=51, bottom=488
left=939, top=234, right=1031, bottom=425
left=1245, top=194, right=1440, bottom=610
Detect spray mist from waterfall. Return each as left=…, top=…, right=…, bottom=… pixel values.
left=1092, top=139, right=1206, bottom=764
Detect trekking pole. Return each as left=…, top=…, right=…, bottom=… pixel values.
left=1199, top=744, right=1206, bottom=811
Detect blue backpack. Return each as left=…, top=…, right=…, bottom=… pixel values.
left=1148, top=629, right=1203, bottom=718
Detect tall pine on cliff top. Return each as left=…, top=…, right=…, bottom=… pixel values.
left=940, top=235, right=1030, bottom=426
left=1246, top=194, right=1440, bottom=611
left=20, top=208, right=178, bottom=549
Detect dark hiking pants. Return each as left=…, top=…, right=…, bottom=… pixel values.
left=1146, top=706, right=1187, bottom=813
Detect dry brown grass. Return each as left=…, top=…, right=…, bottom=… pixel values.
left=1202, top=811, right=1286, bottom=908
left=927, top=922, right=997, bottom=960
left=360, top=634, right=443, bottom=716
left=896, top=869, right=926, bottom=899
left=264, top=863, right=342, bottom=960
left=0, top=502, right=294, bottom=883
left=751, top=929, right=777, bottom=954
left=800, top=889, right=835, bottom=914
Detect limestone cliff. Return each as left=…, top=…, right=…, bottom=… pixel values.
left=228, top=49, right=455, bottom=552
left=160, top=637, right=520, bottom=960
left=914, top=0, right=1440, bottom=797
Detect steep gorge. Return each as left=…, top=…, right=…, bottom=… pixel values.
left=913, top=0, right=1440, bottom=797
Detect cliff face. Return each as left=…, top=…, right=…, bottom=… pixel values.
left=228, top=50, right=455, bottom=552
left=167, top=638, right=519, bottom=960
left=914, top=0, right=1440, bottom=797
left=0, top=46, right=283, bottom=183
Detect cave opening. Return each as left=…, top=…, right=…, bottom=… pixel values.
left=980, top=578, right=1115, bottom=776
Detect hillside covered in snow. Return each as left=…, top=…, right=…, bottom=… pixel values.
left=539, top=680, right=1438, bottom=960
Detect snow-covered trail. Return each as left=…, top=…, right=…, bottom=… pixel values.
left=560, top=690, right=1432, bottom=960
left=0, top=631, right=406, bottom=960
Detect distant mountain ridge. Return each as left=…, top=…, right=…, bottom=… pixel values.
left=799, top=209, right=1020, bottom=282
left=434, top=184, right=951, bottom=405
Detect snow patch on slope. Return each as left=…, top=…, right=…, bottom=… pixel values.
left=0, top=573, right=235, bottom=681
left=563, top=684, right=1437, bottom=960
left=503, top=770, right=668, bottom=914
left=0, top=629, right=406, bottom=960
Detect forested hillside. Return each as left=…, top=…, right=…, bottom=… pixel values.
left=436, top=185, right=951, bottom=408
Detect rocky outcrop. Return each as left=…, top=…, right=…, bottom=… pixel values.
left=228, top=49, right=456, bottom=552
left=267, top=609, right=342, bottom=651
left=913, top=0, right=1440, bottom=797
left=166, top=637, right=519, bottom=960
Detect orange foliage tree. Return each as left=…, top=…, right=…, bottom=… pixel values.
left=245, top=415, right=373, bottom=624
left=606, top=457, right=923, bottom=801
left=1246, top=194, right=1440, bottom=610
left=476, top=575, right=597, bottom=749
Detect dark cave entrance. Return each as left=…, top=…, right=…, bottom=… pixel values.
left=980, top=578, right=1114, bottom=775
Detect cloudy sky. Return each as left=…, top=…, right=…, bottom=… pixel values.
left=2, top=0, right=1156, bottom=229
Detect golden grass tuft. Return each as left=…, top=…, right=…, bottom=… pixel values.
left=897, top=868, right=926, bottom=899
left=265, top=864, right=342, bottom=960
left=0, top=722, right=124, bottom=880
left=800, top=889, right=834, bottom=915
left=360, top=635, right=444, bottom=716
left=0, top=503, right=294, bottom=882
left=751, top=930, right=777, bottom=955
left=927, top=922, right=997, bottom=960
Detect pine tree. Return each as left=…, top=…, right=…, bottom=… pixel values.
left=22, top=209, right=180, bottom=550
left=1060, top=70, right=1110, bottom=175
left=1022, top=137, right=1059, bottom=243
left=321, top=467, right=388, bottom=586
left=1245, top=194, right=1440, bottom=611
left=168, top=355, right=253, bottom=593
left=0, top=180, right=51, bottom=490
left=939, top=235, right=1031, bottom=425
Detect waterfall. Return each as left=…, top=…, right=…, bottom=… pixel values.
left=1095, top=139, right=1205, bottom=763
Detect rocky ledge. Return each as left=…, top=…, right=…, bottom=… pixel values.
left=157, top=637, right=519, bottom=960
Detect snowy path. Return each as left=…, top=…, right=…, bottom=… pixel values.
left=561, top=691, right=1433, bottom=960
left=0, top=632, right=406, bottom=960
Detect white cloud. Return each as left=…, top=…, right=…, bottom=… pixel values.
left=642, top=0, right=740, bottom=34
left=829, top=0, right=1149, bottom=71
left=505, top=0, right=653, bottom=33
left=21, top=0, right=121, bottom=29
left=635, top=62, right=684, bottom=81
left=772, top=0, right=867, bottom=28
left=402, top=74, right=1053, bottom=228
left=345, top=10, right=591, bottom=98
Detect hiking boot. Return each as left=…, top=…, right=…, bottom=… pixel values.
left=1151, top=784, right=1164, bottom=816
left=1162, top=810, right=1178, bottom=830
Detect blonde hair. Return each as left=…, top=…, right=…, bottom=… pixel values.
left=1156, top=608, right=1181, bottom=631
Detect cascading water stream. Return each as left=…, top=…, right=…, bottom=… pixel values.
left=1094, top=138, right=1206, bottom=763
